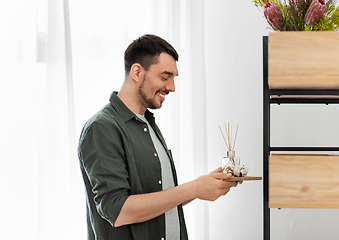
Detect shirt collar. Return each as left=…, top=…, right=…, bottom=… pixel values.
left=109, top=91, right=156, bottom=126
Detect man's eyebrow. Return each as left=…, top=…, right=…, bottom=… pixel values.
left=161, top=71, right=179, bottom=77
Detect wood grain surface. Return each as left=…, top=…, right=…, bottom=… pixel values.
left=269, top=154, right=339, bottom=209
left=268, top=32, right=339, bottom=89
left=225, top=176, right=262, bottom=182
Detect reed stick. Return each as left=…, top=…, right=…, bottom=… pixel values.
left=225, top=122, right=231, bottom=151
left=232, top=123, right=239, bottom=150
left=230, top=123, right=233, bottom=149
left=218, top=125, right=229, bottom=150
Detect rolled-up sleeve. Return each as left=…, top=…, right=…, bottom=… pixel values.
left=79, top=119, right=130, bottom=226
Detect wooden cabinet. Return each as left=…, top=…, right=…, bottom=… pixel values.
left=263, top=32, right=339, bottom=240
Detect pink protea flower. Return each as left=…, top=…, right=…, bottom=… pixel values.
left=304, top=0, right=327, bottom=26
left=264, top=2, right=285, bottom=31
left=254, top=0, right=270, bottom=6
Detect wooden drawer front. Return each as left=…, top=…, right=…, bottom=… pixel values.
left=269, top=154, right=339, bottom=209
left=268, top=32, right=339, bottom=89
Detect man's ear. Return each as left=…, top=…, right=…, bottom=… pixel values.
left=130, top=63, right=143, bottom=83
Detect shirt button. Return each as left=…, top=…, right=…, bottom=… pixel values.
left=158, top=180, right=162, bottom=185
left=143, top=128, right=147, bottom=132
left=154, top=153, right=157, bottom=157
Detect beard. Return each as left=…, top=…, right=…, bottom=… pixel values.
left=138, top=74, right=162, bottom=110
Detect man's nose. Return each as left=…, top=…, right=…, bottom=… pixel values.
left=166, top=78, right=175, bottom=92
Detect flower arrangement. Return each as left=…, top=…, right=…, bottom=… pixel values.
left=254, top=0, right=339, bottom=31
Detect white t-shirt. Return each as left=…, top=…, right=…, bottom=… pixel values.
left=135, top=113, right=180, bottom=240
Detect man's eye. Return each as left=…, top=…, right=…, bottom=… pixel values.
left=162, top=77, right=168, bottom=81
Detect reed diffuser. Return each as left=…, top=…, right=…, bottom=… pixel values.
left=219, top=122, right=248, bottom=177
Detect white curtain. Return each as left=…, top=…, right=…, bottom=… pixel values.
left=0, top=0, right=83, bottom=239
left=0, top=0, right=206, bottom=239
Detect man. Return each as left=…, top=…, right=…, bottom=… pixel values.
left=78, top=34, right=237, bottom=240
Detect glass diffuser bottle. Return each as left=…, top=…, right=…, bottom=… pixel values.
left=222, top=150, right=240, bottom=173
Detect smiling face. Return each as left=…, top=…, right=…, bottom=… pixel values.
left=138, top=52, right=178, bottom=110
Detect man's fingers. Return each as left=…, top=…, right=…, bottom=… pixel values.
left=212, top=172, right=232, bottom=180
left=210, top=167, right=223, bottom=174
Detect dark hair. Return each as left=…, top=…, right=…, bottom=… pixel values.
left=124, top=34, right=179, bottom=76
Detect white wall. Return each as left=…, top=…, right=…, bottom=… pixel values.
left=204, top=1, right=266, bottom=239
left=203, top=1, right=339, bottom=239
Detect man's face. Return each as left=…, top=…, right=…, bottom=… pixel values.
left=138, top=52, right=178, bottom=110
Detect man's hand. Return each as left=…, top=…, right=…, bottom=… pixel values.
left=191, top=167, right=238, bottom=201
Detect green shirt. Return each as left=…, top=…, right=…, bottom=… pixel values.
left=78, top=92, right=188, bottom=240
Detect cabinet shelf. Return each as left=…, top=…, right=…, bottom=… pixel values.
left=269, top=147, right=339, bottom=152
